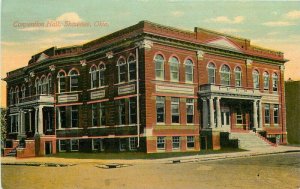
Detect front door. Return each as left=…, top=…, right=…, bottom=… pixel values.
left=45, top=142, right=52, bottom=155
left=221, top=109, right=231, bottom=131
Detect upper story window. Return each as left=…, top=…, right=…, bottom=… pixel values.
left=129, top=97, right=137, bottom=124
left=234, top=67, right=242, bottom=87
left=274, top=104, right=279, bottom=124
left=128, top=55, right=136, bottom=81
left=118, top=99, right=126, bottom=125
left=90, top=65, right=98, bottom=89
left=117, top=57, right=127, bottom=83
left=35, top=78, right=40, bottom=95
left=57, top=71, right=66, bottom=93
left=272, top=73, right=278, bottom=92
left=186, top=98, right=194, bottom=124
left=207, top=63, right=216, bottom=84
left=69, top=69, right=79, bottom=92
left=170, top=56, right=179, bottom=82
left=156, top=96, right=165, bottom=123
left=185, top=59, right=193, bottom=83
left=47, top=74, right=52, bottom=94
left=264, top=104, right=270, bottom=124
left=220, top=65, right=231, bottom=86
left=9, top=88, right=14, bottom=105
left=71, top=106, right=79, bottom=128
left=41, top=76, right=48, bottom=94
left=15, top=86, right=19, bottom=104
left=21, top=85, right=26, bottom=99
left=253, top=70, right=260, bottom=89
left=99, top=63, right=106, bottom=86
left=263, top=72, right=269, bottom=90
left=154, top=54, right=165, bottom=80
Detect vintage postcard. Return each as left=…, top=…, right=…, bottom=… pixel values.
left=1, top=1, right=300, bottom=188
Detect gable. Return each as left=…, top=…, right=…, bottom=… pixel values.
left=36, top=53, right=49, bottom=62
left=206, top=37, right=242, bottom=52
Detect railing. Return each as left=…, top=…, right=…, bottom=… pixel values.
left=18, top=94, right=54, bottom=104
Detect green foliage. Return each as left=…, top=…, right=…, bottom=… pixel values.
left=1, top=108, right=7, bottom=143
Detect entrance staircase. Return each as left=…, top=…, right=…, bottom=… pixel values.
left=230, top=132, right=276, bottom=150
left=5, top=148, right=17, bottom=157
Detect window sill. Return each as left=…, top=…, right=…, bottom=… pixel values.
left=87, top=86, right=108, bottom=91
left=88, top=126, right=109, bottom=129
left=56, top=91, right=82, bottom=95
left=57, top=128, right=83, bottom=130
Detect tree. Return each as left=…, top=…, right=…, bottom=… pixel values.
left=1, top=108, right=7, bottom=146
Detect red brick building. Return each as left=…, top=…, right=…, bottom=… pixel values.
left=4, top=21, right=287, bottom=156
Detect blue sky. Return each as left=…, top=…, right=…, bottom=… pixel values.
left=1, top=0, right=300, bottom=106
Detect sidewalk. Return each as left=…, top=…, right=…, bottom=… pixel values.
left=2, top=145, right=300, bottom=165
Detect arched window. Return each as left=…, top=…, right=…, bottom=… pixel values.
left=90, top=65, right=98, bottom=89
left=220, top=65, right=231, bottom=86
left=57, top=71, right=66, bottom=93
left=99, top=63, right=106, bottom=86
left=234, top=67, right=242, bottom=87
left=117, top=57, right=126, bottom=83
left=263, top=72, right=269, bottom=90
left=69, top=69, right=79, bottom=92
left=154, top=54, right=164, bottom=80
left=41, top=76, right=48, bottom=94
left=207, top=63, right=216, bottom=84
left=128, top=55, right=136, bottom=81
left=15, top=86, right=19, bottom=104
left=35, top=78, right=40, bottom=95
left=185, top=59, right=193, bottom=83
left=9, top=88, right=14, bottom=105
left=169, top=56, right=179, bottom=81
left=272, top=73, right=278, bottom=92
left=253, top=70, right=260, bottom=89
left=21, top=85, right=26, bottom=99
left=47, top=74, right=52, bottom=94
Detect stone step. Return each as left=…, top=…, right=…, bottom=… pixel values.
left=229, top=132, right=272, bottom=150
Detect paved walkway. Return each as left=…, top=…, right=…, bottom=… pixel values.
left=2, top=145, right=300, bottom=165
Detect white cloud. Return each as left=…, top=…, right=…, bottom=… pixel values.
left=208, top=16, right=244, bottom=24
left=286, top=10, right=300, bottom=20
left=171, top=11, right=184, bottom=17
left=18, top=12, right=84, bottom=32
left=262, top=21, right=296, bottom=27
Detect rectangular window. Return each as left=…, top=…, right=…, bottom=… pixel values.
left=186, top=98, right=194, bottom=124
left=119, top=138, right=127, bottom=151
left=59, top=107, right=66, bottom=128
left=70, top=76, right=78, bottom=91
left=170, top=63, right=179, bottom=81
left=92, top=104, right=97, bottom=127
left=172, top=136, right=180, bottom=149
left=264, top=77, right=269, bottom=90
left=129, top=137, right=137, bottom=151
left=10, top=115, right=18, bottom=133
left=235, top=72, right=241, bottom=87
left=119, top=64, right=126, bottom=83
left=274, top=104, right=279, bottom=124
left=129, top=97, right=137, bottom=124
left=187, top=136, right=195, bottom=148
left=71, top=106, right=79, bottom=128
left=99, top=103, right=106, bottom=126
left=91, top=71, right=97, bottom=88
left=99, top=70, right=105, bottom=86
left=70, top=139, right=79, bottom=151
left=119, top=99, right=126, bottom=125
left=171, top=97, right=180, bottom=123
left=273, top=78, right=278, bottom=92
left=208, top=69, right=215, bottom=84
left=236, top=109, right=243, bottom=124
left=157, top=136, right=165, bottom=150
left=92, top=139, right=103, bottom=151
left=155, top=61, right=164, bottom=80
left=264, top=104, right=270, bottom=124
left=156, top=97, right=165, bottom=123
left=59, top=140, right=67, bottom=152
left=129, top=63, right=136, bottom=81
left=59, top=78, right=66, bottom=93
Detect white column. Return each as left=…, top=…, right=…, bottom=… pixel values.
left=57, top=108, right=61, bottom=129
left=216, top=97, right=222, bottom=128
left=21, top=110, right=25, bottom=135
left=38, top=106, right=44, bottom=135
left=209, top=97, right=215, bottom=128
left=258, top=100, right=263, bottom=129
left=29, top=110, right=32, bottom=132
left=253, top=99, right=258, bottom=129
left=35, top=107, right=38, bottom=134
left=202, top=98, right=208, bottom=128
left=18, top=110, right=22, bottom=135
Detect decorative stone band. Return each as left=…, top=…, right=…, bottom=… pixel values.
left=118, top=84, right=136, bottom=95
left=57, top=94, right=78, bottom=103
left=156, top=84, right=194, bottom=95
left=90, top=90, right=105, bottom=100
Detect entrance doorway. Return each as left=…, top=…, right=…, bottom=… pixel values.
left=221, top=108, right=231, bottom=131
left=45, top=141, right=52, bottom=155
